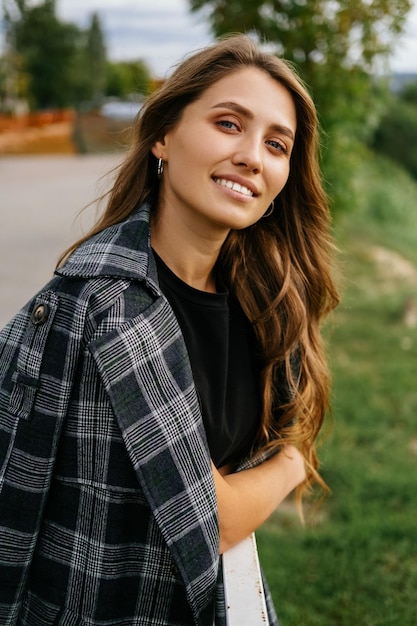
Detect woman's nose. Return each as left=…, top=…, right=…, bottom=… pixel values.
left=232, top=135, right=263, bottom=174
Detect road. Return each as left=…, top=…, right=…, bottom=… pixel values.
left=0, top=154, right=124, bottom=327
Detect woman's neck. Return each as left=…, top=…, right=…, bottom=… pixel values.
left=150, top=206, right=227, bottom=293
left=152, top=240, right=218, bottom=293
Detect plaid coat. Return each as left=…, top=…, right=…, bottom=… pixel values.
left=0, top=203, right=278, bottom=626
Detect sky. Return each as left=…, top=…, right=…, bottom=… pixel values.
left=2, top=0, right=417, bottom=78
left=57, top=0, right=214, bottom=78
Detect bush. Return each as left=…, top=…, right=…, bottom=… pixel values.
left=372, top=99, right=417, bottom=180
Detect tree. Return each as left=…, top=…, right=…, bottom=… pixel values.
left=68, top=11, right=108, bottom=107
left=400, top=80, right=417, bottom=107
left=372, top=81, right=417, bottom=180
left=85, top=12, right=107, bottom=104
left=105, top=60, right=151, bottom=99
left=5, top=0, right=81, bottom=109
left=1, top=3, right=151, bottom=110
left=188, top=0, right=411, bottom=129
left=1, top=0, right=30, bottom=108
left=0, top=56, right=6, bottom=106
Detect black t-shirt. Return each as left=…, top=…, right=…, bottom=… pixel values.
left=154, top=251, right=261, bottom=468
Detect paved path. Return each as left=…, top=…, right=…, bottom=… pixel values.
left=0, top=154, right=124, bottom=327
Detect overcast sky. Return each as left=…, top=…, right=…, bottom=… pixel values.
left=2, top=0, right=416, bottom=78
left=57, top=0, right=213, bottom=78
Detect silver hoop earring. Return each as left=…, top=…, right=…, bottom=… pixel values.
left=262, top=200, right=274, bottom=218
left=157, top=158, right=164, bottom=179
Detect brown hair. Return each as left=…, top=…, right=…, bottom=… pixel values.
left=59, top=34, right=339, bottom=499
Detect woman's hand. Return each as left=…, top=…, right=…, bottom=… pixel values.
left=212, top=445, right=306, bottom=554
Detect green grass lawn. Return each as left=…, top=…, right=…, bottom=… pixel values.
left=258, top=155, right=417, bottom=625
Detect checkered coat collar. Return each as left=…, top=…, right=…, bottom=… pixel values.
left=57, top=201, right=161, bottom=294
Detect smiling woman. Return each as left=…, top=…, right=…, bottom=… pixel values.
left=150, top=67, right=297, bottom=268
left=0, top=35, right=339, bottom=625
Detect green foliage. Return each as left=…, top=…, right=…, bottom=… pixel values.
left=400, top=80, right=417, bottom=106
left=371, top=94, right=417, bottom=180
left=190, top=0, right=410, bottom=63
left=0, top=55, right=6, bottom=99
left=320, top=127, right=366, bottom=216
left=84, top=12, right=107, bottom=104
left=1, top=2, right=151, bottom=110
left=105, top=60, right=151, bottom=98
left=189, top=0, right=411, bottom=131
left=257, top=155, right=417, bottom=624
left=11, top=1, right=81, bottom=109
left=67, top=12, right=109, bottom=107
left=354, top=150, right=417, bottom=235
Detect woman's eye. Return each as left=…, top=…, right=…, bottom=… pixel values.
left=267, top=139, right=288, bottom=154
left=217, top=120, right=239, bottom=130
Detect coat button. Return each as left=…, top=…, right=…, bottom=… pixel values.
left=31, top=303, right=50, bottom=326
left=170, top=563, right=180, bottom=578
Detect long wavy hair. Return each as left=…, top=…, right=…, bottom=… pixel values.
left=59, top=34, right=339, bottom=498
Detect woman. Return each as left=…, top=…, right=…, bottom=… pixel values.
left=0, top=35, right=338, bottom=625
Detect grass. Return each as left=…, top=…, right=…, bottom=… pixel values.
left=257, top=153, right=417, bottom=625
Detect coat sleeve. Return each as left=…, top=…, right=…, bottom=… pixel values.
left=0, top=287, right=84, bottom=623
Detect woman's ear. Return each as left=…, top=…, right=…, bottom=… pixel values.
left=151, top=140, right=166, bottom=161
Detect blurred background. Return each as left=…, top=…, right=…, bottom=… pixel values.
left=1, top=1, right=417, bottom=624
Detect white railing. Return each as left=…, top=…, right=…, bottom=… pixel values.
left=222, top=533, right=270, bottom=625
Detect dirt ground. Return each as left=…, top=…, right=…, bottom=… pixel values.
left=0, top=153, right=124, bottom=327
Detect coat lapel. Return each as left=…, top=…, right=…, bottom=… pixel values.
left=89, top=294, right=219, bottom=623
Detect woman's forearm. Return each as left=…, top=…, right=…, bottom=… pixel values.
left=213, top=445, right=306, bottom=554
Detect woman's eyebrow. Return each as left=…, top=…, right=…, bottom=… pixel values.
left=212, top=101, right=295, bottom=142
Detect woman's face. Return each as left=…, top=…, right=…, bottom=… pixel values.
left=152, top=67, right=297, bottom=234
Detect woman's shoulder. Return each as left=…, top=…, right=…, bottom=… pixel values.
left=56, top=203, right=153, bottom=286
left=0, top=271, right=155, bottom=401
left=0, top=274, right=130, bottom=347
left=0, top=203, right=157, bottom=372
left=0, top=263, right=156, bottom=359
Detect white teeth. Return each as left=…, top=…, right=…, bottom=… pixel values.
left=214, top=178, right=254, bottom=197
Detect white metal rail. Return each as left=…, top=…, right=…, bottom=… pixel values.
left=222, top=533, right=270, bottom=625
